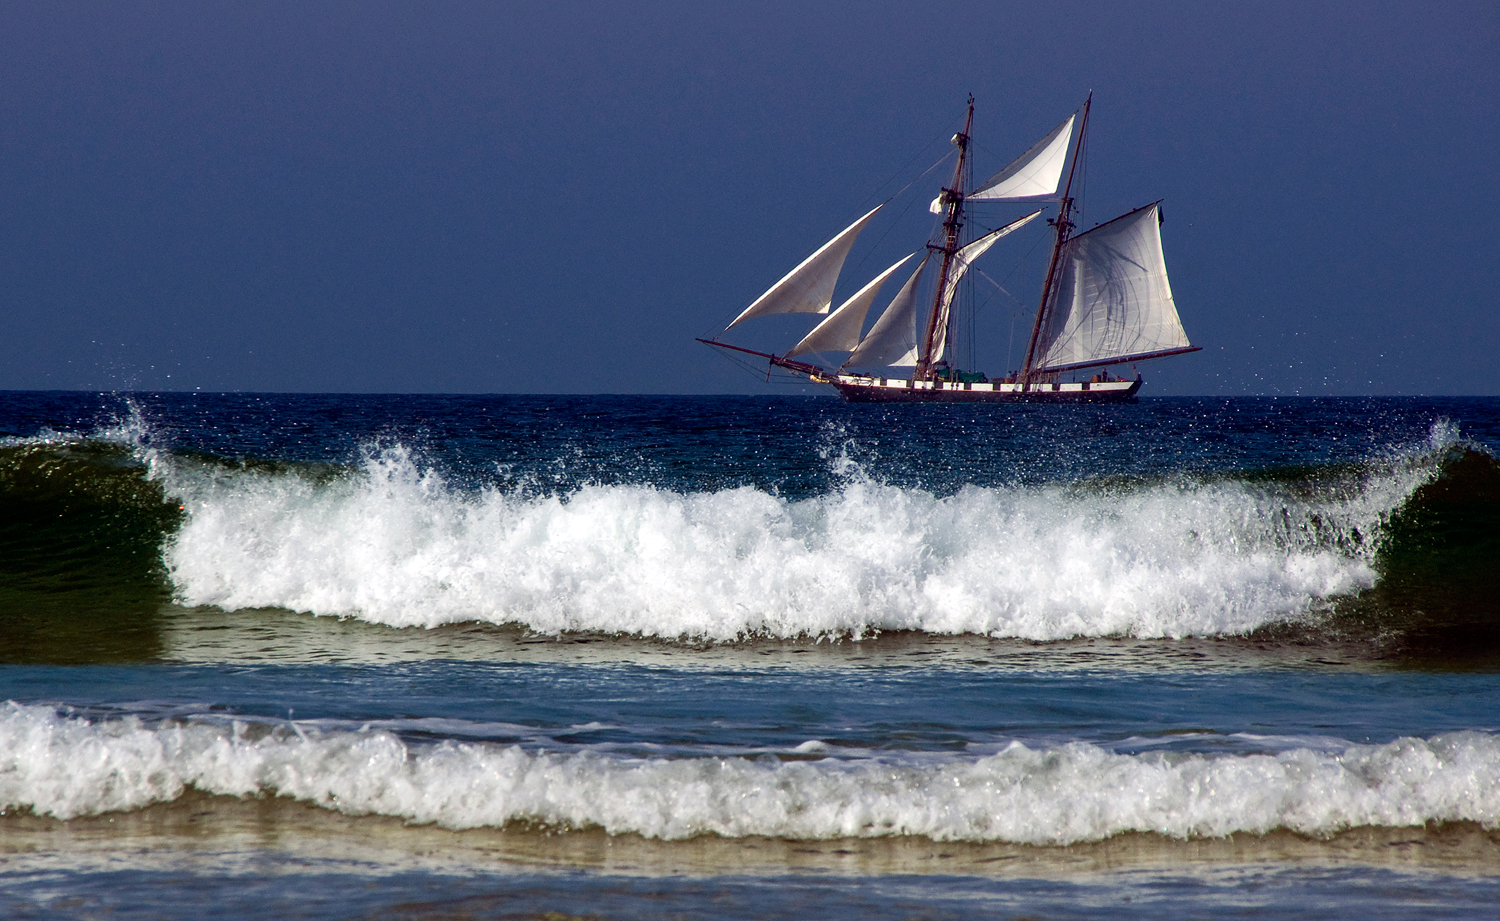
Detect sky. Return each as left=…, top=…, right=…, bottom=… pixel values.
left=1, top=1, right=1496, bottom=396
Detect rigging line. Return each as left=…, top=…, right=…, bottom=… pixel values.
left=768, top=372, right=822, bottom=388
left=969, top=137, right=1029, bottom=165
left=967, top=273, right=1013, bottom=336
left=1009, top=309, right=1017, bottom=372
left=847, top=136, right=967, bottom=283
left=966, top=272, right=977, bottom=370
left=707, top=341, right=826, bottom=389
left=972, top=268, right=1020, bottom=307
left=974, top=227, right=1050, bottom=321
left=966, top=227, right=1047, bottom=313
left=760, top=360, right=827, bottom=388
left=1073, top=116, right=1089, bottom=223
left=883, top=150, right=958, bottom=207
left=714, top=153, right=949, bottom=334
left=849, top=153, right=956, bottom=281
left=857, top=103, right=974, bottom=209
left=846, top=159, right=948, bottom=280
left=707, top=344, right=775, bottom=380
left=700, top=318, right=735, bottom=341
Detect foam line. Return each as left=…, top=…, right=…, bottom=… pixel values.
left=4, top=705, right=1497, bottom=844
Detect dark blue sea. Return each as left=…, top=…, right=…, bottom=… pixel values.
left=3, top=392, right=1499, bottom=919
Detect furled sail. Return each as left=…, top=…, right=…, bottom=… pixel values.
left=928, top=210, right=1044, bottom=361
left=844, top=253, right=931, bottom=368
left=786, top=254, right=915, bottom=359
left=930, top=115, right=1074, bottom=213
left=1032, top=203, right=1193, bottom=372
left=727, top=205, right=882, bottom=328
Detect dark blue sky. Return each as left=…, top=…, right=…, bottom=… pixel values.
left=2, top=1, right=1495, bottom=395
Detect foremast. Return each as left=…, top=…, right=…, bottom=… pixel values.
left=1020, top=93, right=1091, bottom=385
left=914, top=97, right=975, bottom=382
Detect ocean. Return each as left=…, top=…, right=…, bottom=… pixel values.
left=2, top=391, right=1498, bottom=919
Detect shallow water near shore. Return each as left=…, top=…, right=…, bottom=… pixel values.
left=3, top=392, right=1499, bottom=917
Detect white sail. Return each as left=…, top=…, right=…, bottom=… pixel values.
left=786, top=254, right=915, bottom=359
left=930, top=115, right=1074, bottom=213
left=845, top=253, right=931, bottom=368
left=727, top=205, right=882, bottom=328
left=972, top=115, right=1076, bottom=202
left=1032, top=203, right=1192, bottom=372
left=928, top=210, right=1044, bottom=361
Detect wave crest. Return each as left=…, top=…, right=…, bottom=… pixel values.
left=152, top=438, right=1444, bottom=639
left=4, top=704, right=1497, bottom=845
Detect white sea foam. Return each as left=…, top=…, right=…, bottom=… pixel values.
left=4, top=704, right=1497, bottom=845
left=0, top=429, right=86, bottom=448
left=148, top=433, right=1446, bottom=640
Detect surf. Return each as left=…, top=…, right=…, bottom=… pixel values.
left=5, top=702, right=1498, bottom=845
left=3, top=412, right=1495, bottom=645
left=154, top=421, right=1482, bottom=640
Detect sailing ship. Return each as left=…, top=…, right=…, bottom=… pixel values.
left=699, top=95, right=1198, bottom=402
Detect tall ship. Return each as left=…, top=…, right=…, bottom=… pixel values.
left=699, top=95, right=1198, bottom=402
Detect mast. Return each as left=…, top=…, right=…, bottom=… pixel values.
left=914, top=96, right=975, bottom=381
left=1020, top=92, right=1091, bottom=383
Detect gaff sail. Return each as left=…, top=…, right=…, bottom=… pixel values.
left=1031, top=203, right=1194, bottom=372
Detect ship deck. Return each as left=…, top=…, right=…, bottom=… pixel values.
left=825, top=375, right=1141, bottom=403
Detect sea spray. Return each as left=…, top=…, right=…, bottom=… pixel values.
left=155, top=441, right=1429, bottom=639
left=2, top=400, right=1477, bottom=643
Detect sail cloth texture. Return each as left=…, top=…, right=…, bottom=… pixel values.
left=928, top=210, right=1044, bottom=362
left=786, top=254, right=915, bottom=359
left=929, top=115, right=1075, bottom=213
left=727, top=205, right=882, bottom=328
left=1032, top=203, right=1192, bottom=372
left=844, top=254, right=931, bottom=368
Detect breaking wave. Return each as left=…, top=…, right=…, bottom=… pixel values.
left=155, top=442, right=1452, bottom=642
left=4, top=413, right=1489, bottom=642
left=3, top=703, right=1497, bottom=845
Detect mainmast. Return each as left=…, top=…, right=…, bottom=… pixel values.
left=914, top=96, right=975, bottom=382
left=1020, top=92, right=1091, bottom=383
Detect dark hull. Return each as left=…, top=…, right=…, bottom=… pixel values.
left=830, top=377, right=1142, bottom=404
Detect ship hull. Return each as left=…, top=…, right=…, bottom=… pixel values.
left=826, top=375, right=1141, bottom=403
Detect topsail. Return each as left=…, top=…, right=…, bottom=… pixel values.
left=930, top=115, right=1075, bottom=213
